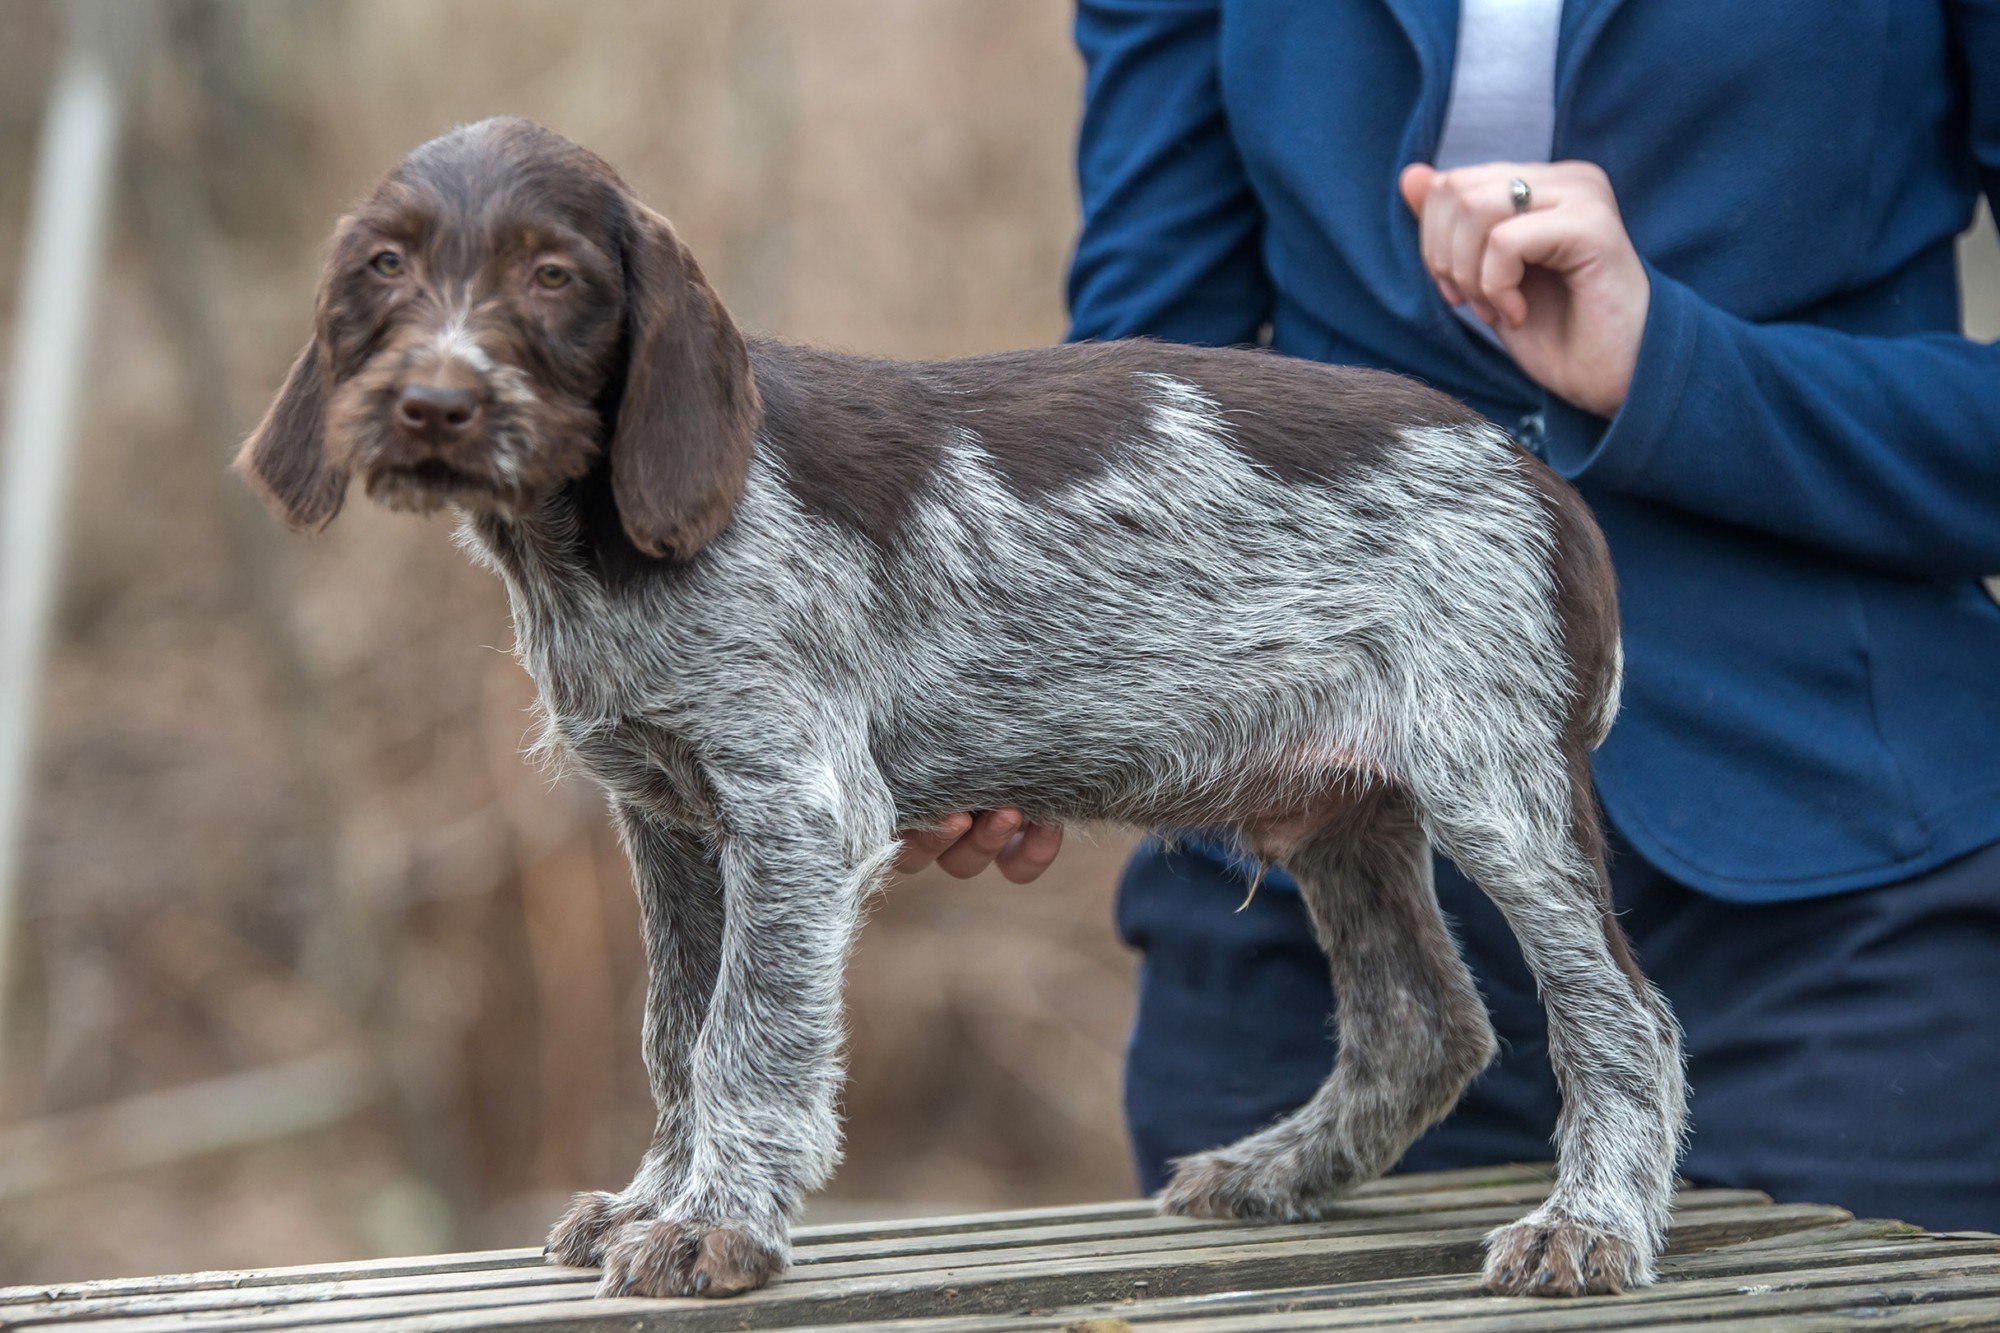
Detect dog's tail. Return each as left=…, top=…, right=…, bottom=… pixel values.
left=1586, top=633, right=1624, bottom=750
left=1528, top=458, right=1623, bottom=751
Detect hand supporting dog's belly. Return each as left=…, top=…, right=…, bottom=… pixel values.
left=894, top=807, right=1064, bottom=881
left=899, top=739, right=1384, bottom=880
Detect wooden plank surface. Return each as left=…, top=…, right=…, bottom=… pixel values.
left=3, top=1165, right=1995, bottom=1331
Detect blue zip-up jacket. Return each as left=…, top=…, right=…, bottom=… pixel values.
left=1068, top=0, right=2000, bottom=900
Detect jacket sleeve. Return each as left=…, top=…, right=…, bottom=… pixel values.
left=1540, top=3, right=2000, bottom=579
left=1067, top=0, right=1272, bottom=346
left=1540, top=274, right=2000, bottom=577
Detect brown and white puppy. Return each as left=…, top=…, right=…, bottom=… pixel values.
left=241, top=118, right=1685, bottom=1301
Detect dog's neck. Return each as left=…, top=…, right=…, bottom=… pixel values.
left=568, top=460, right=675, bottom=586
left=463, top=355, right=678, bottom=595
left=460, top=459, right=671, bottom=597
left=456, top=473, right=668, bottom=726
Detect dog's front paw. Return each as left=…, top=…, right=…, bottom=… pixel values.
left=1481, top=1213, right=1649, bottom=1296
left=545, top=1191, right=653, bottom=1269
left=597, top=1217, right=785, bottom=1298
left=1157, top=1149, right=1337, bottom=1222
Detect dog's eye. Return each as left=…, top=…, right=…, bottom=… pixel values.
left=369, top=250, right=404, bottom=278
left=532, top=263, right=572, bottom=290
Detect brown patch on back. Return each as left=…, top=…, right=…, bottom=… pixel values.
left=941, top=340, right=1483, bottom=491
left=748, top=340, right=948, bottom=550
left=1136, top=342, right=1483, bottom=487
left=750, top=337, right=1482, bottom=550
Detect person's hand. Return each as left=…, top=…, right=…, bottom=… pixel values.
left=1398, top=160, right=1649, bottom=418
left=894, top=808, right=1064, bottom=883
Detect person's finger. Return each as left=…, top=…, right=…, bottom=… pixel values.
left=896, top=811, right=974, bottom=873
left=1447, top=181, right=1514, bottom=324
left=935, top=807, right=1023, bottom=879
left=1397, top=162, right=1434, bottom=216
left=995, top=821, right=1064, bottom=884
left=1479, top=210, right=1588, bottom=327
left=1542, top=158, right=1613, bottom=202
left=1419, top=173, right=1465, bottom=305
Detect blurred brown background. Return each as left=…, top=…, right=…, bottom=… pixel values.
left=2, top=0, right=1998, bottom=1289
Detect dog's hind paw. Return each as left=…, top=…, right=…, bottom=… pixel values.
left=1159, top=1151, right=1256, bottom=1219
left=597, top=1217, right=785, bottom=1299
left=1481, top=1214, right=1649, bottom=1296
left=545, top=1191, right=653, bottom=1269
left=1157, top=1150, right=1341, bottom=1223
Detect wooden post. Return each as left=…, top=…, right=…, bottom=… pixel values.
left=0, top=0, right=149, bottom=1075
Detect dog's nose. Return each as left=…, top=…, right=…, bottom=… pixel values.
left=395, top=383, right=479, bottom=438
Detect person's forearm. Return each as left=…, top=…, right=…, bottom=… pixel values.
left=1544, top=272, right=2000, bottom=576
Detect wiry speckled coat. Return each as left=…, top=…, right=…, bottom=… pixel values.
left=238, top=119, right=1685, bottom=1302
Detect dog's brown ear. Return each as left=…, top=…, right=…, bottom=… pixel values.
left=611, top=202, right=760, bottom=560
left=235, top=338, right=348, bottom=530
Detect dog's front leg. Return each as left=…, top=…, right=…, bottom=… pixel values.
left=594, top=763, right=896, bottom=1299
left=546, top=803, right=724, bottom=1269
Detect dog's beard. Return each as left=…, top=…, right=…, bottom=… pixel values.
left=361, top=454, right=517, bottom=516
left=328, top=376, right=602, bottom=519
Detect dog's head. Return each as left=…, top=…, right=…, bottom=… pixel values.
left=237, top=117, right=760, bottom=560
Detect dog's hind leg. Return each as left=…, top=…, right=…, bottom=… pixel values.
left=1160, top=784, right=1497, bottom=1221
left=546, top=803, right=725, bottom=1268
left=1415, top=740, right=1684, bottom=1297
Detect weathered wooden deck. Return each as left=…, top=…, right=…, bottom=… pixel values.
left=7, top=1164, right=2000, bottom=1331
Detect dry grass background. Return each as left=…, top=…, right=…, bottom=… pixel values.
left=2, top=0, right=1997, bottom=1288
left=0, top=0, right=1141, bottom=1283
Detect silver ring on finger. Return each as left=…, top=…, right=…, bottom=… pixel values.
left=1508, top=176, right=1532, bottom=214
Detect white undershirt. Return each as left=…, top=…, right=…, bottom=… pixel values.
left=1432, top=0, right=1564, bottom=340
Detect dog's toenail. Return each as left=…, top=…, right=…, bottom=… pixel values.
left=692, top=1272, right=709, bottom=1295
left=1536, top=1268, right=1552, bottom=1286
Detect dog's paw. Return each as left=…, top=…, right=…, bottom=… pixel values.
left=1157, top=1150, right=1337, bottom=1222
left=545, top=1191, right=653, bottom=1269
left=1158, top=1151, right=1256, bottom=1219
left=1481, top=1214, right=1649, bottom=1296
left=597, top=1217, right=785, bottom=1299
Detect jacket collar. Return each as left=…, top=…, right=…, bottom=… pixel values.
left=1379, top=0, right=1630, bottom=157
left=1552, top=0, right=1629, bottom=152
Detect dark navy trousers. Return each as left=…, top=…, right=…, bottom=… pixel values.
left=1116, top=827, right=2000, bottom=1232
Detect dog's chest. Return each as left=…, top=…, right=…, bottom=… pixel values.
left=505, top=601, right=718, bottom=829
left=546, top=704, right=717, bottom=828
